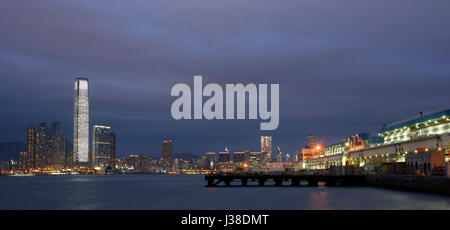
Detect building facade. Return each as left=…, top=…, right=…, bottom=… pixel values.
left=205, top=152, right=216, bottom=169
left=218, top=152, right=230, bottom=163
left=304, top=107, right=450, bottom=171
left=162, top=140, right=173, bottom=169
left=50, top=122, right=66, bottom=169
left=37, top=123, right=51, bottom=168
left=110, top=132, right=116, bottom=168
left=73, top=78, right=89, bottom=164
left=26, top=127, right=37, bottom=169
left=261, top=136, right=272, bottom=163
left=92, top=125, right=112, bottom=169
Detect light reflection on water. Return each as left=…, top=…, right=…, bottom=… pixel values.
left=0, top=175, right=448, bottom=210
left=308, top=191, right=331, bottom=210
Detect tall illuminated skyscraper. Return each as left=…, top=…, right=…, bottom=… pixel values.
left=162, top=140, right=173, bottom=169
left=26, top=127, right=37, bottom=168
left=92, top=125, right=112, bottom=169
left=37, top=123, right=51, bottom=168
left=261, top=136, right=272, bottom=163
left=51, top=121, right=66, bottom=169
left=110, top=132, right=116, bottom=168
left=73, top=78, right=89, bottom=164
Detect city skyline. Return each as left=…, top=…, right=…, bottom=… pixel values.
left=0, top=1, right=450, bottom=157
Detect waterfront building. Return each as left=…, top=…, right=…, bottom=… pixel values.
left=405, top=150, right=445, bottom=175
left=308, top=135, right=316, bottom=147
left=50, top=122, right=66, bottom=169
left=304, top=107, right=450, bottom=171
left=325, top=141, right=348, bottom=157
left=37, top=123, right=52, bottom=168
left=110, top=132, right=116, bottom=168
left=302, top=145, right=322, bottom=160
left=261, top=136, right=272, bottom=163
left=276, top=147, right=282, bottom=163
left=124, top=154, right=150, bottom=173
left=249, top=151, right=263, bottom=168
left=65, top=149, right=73, bottom=169
left=17, top=152, right=29, bottom=171
left=379, top=108, right=450, bottom=144
left=300, top=134, right=324, bottom=161
left=293, top=149, right=303, bottom=163
left=205, top=152, right=216, bottom=169
left=233, top=151, right=248, bottom=163
left=73, top=77, right=89, bottom=164
left=162, top=140, right=173, bottom=168
left=26, top=127, right=37, bottom=169
left=218, top=152, right=230, bottom=163
left=346, top=133, right=383, bottom=152
left=92, top=125, right=113, bottom=169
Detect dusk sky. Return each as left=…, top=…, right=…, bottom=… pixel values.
left=1, top=0, right=450, bottom=157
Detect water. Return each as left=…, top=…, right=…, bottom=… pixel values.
left=0, top=175, right=448, bottom=210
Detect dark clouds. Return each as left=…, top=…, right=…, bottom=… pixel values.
left=1, top=0, right=450, bottom=157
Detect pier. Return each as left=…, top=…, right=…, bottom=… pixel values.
left=205, top=174, right=365, bottom=187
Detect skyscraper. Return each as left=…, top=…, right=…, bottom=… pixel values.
left=74, top=78, right=89, bottom=165
left=261, top=136, right=272, bottom=163
left=308, top=135, right=316, bottom=148
left=37, top=123, right=51, bottom=168
left=205, top=152, right=216, bottom=169
left=162, top=140, right=173, bottom=169
left=276, top=146, right=282, bottom=163
left=110, top=132, right=116, bottom=168
left=51, top=122, right=66, bottom=169
left=26, top=127, right=37, bottom=169
left=92, top=125, right=112, bottom=169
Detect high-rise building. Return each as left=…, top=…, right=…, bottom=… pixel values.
left=18, top=152, right=29, bottom=171
left=125, top=154, right=150, bottom=173
left=37, top=123, right=51, bottom=168
left=276, top=146, right=282, bottom=163
left=92, top=125, right=112, bottom=169
left=205, top=152, right=216, bottom=169
left=261, top=136, right=272, bottom=163
left=233, top=151, right=248, bottom=163
left=302, top=135, right=322, bottom=161
left=26, top=127, right=37, bottom=169
left=51, top=122, right=66, bottom=169
left=74, top=78, right=89, bottom=164
left=110, top=132, right=116, bottom=168
left=308, top=135, right=316, bottom=148
left=162, top=140, right=173, bottom=169
left=249, top=151, right=263, bottom=168
left=218, top=152, right=230, bottom=163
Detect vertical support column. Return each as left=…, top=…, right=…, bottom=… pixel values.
left=241, top=178, right=248, bottom=186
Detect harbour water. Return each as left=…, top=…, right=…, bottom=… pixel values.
left=0, top=175, right=448, bottom=210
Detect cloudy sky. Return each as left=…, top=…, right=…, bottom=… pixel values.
left=1, top=0, right=449, bottom=157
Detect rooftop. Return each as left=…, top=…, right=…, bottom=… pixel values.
left=379, top=107, right=450, bottom=133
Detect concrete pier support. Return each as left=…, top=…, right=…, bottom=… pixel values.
left=258, top=178, right=267, bottom=186
left=274, top=178, right=283, bottom=186
left=241, top=178, right=248, bottom=186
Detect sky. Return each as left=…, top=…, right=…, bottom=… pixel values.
left=1, top=0, right=450, bottom=158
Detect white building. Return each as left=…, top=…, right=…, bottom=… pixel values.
left=73, top=78, right=89, bottom=164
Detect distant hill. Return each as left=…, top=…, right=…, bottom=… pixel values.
left=0, top=141, right=26, bottom=161
left=173, top=152, right=202, bottom=160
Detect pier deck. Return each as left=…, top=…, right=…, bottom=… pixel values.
left=205, top=174, right=365, bottom=187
